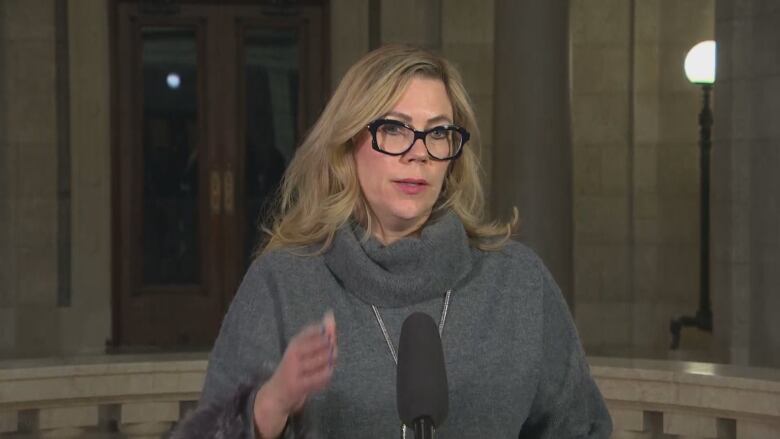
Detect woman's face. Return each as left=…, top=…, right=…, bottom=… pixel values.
left=353, top=76, right=452, bottom=242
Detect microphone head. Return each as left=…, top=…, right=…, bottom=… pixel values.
left=396, top=312, right=449, bottom=427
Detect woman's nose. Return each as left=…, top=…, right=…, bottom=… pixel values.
left=403, top=137, right=429, bottom=162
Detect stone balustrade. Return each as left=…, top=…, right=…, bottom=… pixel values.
left=591, top=357, right=780, bottom=438
left=1, top=354, right=779, bottom=438
left=0, top=354, right=206, bottom=438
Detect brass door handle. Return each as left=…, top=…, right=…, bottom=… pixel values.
left=210, top=170, right=221, bottom=214
left=223, top=170, right=234, bottom=215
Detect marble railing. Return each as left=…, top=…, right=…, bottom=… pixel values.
left=0, top=353, right=206, bottom=438
left=1, top=355, right=779, bottom=438
left=591, top=357, right=780, bottom=439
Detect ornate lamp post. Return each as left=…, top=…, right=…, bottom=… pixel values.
left=670, top=40, right=716, bottom=350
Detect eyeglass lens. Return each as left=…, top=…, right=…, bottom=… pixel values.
left=375, top=123, right=462, bottom=159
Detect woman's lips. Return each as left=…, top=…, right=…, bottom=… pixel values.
left=393, top=179, right=428, bottom=195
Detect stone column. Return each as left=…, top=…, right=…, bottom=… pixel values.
left=712, top=0, right=780, bottom=367
left=0, top=0, right=15, bottom=357
left=62, top=0, right=112, bottom=356
left=0, top=0, right=62, bottom=357
left=441, top=0, right=495, bottom=194
left=380, top=0, right=441, bottom=50
left=492, top=0, right=573, bottom=304
left=330, top=0, right=370, bottom=89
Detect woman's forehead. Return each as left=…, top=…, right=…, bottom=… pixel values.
left=387, top=77, right=453, bottom=121
left=383, top=111, right=453, bottom=125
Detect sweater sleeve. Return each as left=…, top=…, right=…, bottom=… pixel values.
left=171, top=258, right=297, bottom=439
left=518, top=260, right=613, bottom=439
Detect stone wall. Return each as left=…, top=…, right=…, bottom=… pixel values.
left=441, top=0, right=495, bottom=186
left=713, top=0, right=780, bottom=368
left=329, top=0, right=369, bottom=90
left=6, top=0, right=777, bottom=367
left=62, top=0, right=112, bottom=358
left=0, top=0, right=111, bottom=359
left=0, top=0, right=63, bottom=357
left=570, top=0, right=716, bottom=359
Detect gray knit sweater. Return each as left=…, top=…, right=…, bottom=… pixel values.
left=174, top=212, right=612, bottom=438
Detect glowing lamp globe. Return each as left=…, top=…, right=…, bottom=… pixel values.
left=684, top=40, right=716, bottom=85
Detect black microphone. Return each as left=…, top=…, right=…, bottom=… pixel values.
left=397, top=312, right=449, bottom=438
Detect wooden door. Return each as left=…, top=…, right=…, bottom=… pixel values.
left=112, top=1, right=327, bottom=350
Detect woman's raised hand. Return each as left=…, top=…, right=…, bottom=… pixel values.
left=254, top=311, right=337, bottom=438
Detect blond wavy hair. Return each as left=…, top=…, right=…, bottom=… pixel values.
left=260, top=44, right=516, bottom=255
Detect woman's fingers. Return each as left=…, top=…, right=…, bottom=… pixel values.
left=299, top=360, right=335, bottom=391
left=295, top=330, right=335, bottom=377
left=293, top=330, right=331, bottom=361
left=330, top=343, right=339, bottom=365
left=299, top=345, right=333, bottom=375
left=292, top=323, right=329, bottom=346
left=272, top=310, right=338, bottom=411
left=323, top=310, right=336, bottom=339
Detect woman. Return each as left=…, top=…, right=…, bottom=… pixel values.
left=173, top=44, right=612, bottom=438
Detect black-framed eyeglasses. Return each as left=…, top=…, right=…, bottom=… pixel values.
left=366, top=118, right=470, bottom=161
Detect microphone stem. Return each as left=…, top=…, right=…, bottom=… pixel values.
left=413, top=417, right=435, bottom=439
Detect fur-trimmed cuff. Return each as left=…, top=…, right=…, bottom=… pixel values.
left=171, top=380, right=257, bottom=439
left=170, top=376, right=320, bottom=439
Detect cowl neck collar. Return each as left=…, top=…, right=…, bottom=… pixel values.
left=324, top=211, right=474, bottom=307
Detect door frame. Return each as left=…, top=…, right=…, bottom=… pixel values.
left=109, top=0, right=330, bottom=350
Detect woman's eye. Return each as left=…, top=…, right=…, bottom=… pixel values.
left=381, top=124, right=403, bottom=135
left=430, top=128, right=447, bottom=139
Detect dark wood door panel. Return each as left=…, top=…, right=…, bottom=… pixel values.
left=115, top=3, right=221, bottom=349
left=112, top=1, right=328, bottom=350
